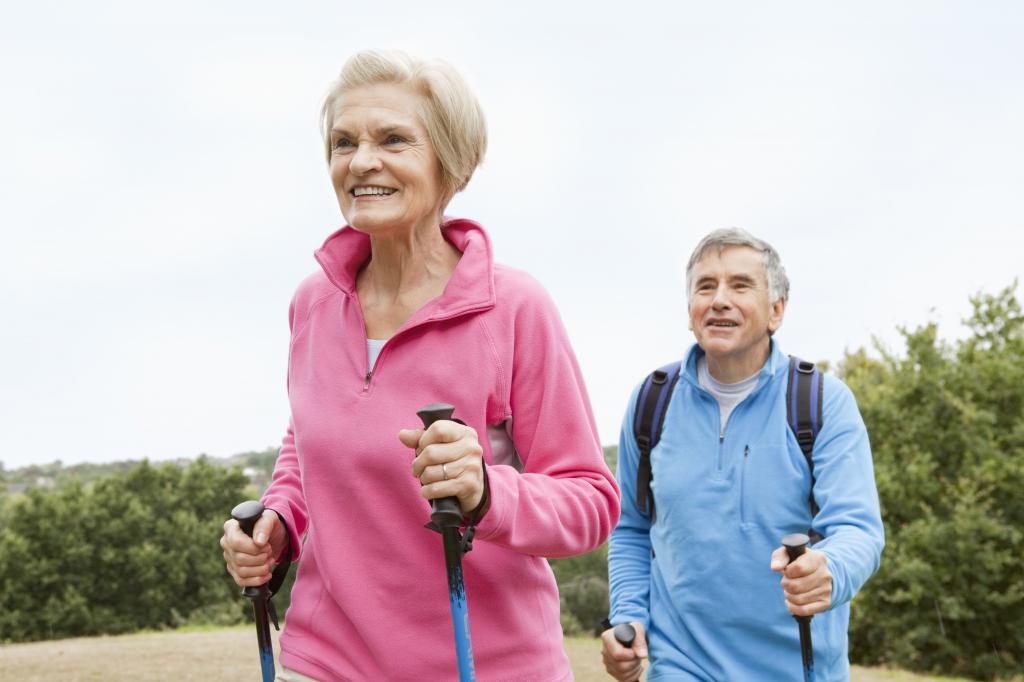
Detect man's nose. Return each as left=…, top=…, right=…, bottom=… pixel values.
left=711, top=284, right=731, bottom=308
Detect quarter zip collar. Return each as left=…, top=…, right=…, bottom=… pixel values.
left=681, top=338, right=788, bottom=398
left=313, top=216, right=497, bottom=325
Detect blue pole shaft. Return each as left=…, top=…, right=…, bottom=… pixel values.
left=443, top=527, right=476, bottom=681
left=416, top=405, right=476, bottom=681
left=253, top=595, right=276, bottom=682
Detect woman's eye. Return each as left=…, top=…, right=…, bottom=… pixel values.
left=333, top=138, right=354, bottom=150
left=385, top=135, right=406, bottom=145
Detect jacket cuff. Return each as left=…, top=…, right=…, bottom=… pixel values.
left=465, top=464, right=514, bottom=540
left=262, top=498, right=302, bottom=562
left=824, top=551, right=850, bottom=608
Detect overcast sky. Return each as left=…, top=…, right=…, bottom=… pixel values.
left=2, top=2, right=1022, bottom=469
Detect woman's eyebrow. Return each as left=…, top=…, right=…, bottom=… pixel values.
left=375, top=124, right=415, bottom=136
left=330, top=124, right=416, bottom=138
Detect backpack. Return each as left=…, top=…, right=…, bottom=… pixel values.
left=632, top=356, right=823, bottom=539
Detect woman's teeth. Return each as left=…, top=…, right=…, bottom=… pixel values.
left=352, top=187, right=396, bottom=196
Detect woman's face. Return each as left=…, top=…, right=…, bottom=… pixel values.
left=328, top=83, right=446, bottom=237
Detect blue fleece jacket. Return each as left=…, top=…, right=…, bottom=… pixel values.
left=609, top=342, right=884, bottom=681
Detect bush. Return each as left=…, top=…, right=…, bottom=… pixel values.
left=844, top=284, right=1024, bottom=679
left=550, top=543, right=610, bottom=636
left=0, top=458, right=249, bottom=642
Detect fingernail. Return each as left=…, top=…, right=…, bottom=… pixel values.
left=255, top=532, right=266, bottom=544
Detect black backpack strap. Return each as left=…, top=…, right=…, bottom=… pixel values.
left=632, top=361, right=682, bottom=523
left=786, top=356, right=825, bottom=542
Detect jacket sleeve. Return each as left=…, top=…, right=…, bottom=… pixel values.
left=261, top=419, right=307, bottom=561
left=470, top=280, right=620, bottom=558
left=260, top=295, right=309, bottom=561
left=607, top=385, right=654, bottom=628
left=812, top=375, right=885, bottom=608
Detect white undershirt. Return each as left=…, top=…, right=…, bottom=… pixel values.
left=697, top=356, right=759, bottom=434
left=367, top=339, right=387, bottom=370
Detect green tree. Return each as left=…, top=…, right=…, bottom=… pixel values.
left=844, top=284, right=1024, bottom=680
left=0, top=459, right=250, bottom=642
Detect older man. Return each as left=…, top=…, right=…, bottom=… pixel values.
left=602, top=229, right=884, bottom=681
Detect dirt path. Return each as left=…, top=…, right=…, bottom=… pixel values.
left=0, top=627, right=967, bottom=681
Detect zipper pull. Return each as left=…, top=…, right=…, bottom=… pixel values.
left=363, top=371, right=372, bottom=390
left=744, top=445, right=750, bottom=458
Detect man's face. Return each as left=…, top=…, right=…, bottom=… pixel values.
left=688, top=245, right=785, bottom=368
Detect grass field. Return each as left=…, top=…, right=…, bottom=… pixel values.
left=0, top=626, right=976, bottom=681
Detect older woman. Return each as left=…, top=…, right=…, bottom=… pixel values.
left=220, top=50, right=619, bottom=681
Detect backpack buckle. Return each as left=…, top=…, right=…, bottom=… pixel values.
left=651, top=370, right=668, bottom=385
left=797, top=360, right=815, bottom=374
left=636, top=434, right=651, bottom=452
left=796, top=428, right=814, bottom=446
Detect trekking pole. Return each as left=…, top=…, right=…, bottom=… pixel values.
left=612, top=623, right=640, bottom=682
left=417, top=403, right=476, bottom=682
left=782, top=533, right=815, bottom=682
left=232, top=500, right=278, bottom=682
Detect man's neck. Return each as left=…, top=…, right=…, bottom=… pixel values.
left=704, top=341, right=771, bottom=383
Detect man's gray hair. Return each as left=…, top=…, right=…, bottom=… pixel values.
left=685, top=228, right=790, bottom=304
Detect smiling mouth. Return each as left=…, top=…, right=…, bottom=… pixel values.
left=351, top=186, right=397, bottom=197
left=707, top=321, right=739, bottom=328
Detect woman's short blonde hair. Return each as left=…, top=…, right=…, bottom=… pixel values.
left=320, top=50, right=488, bottom=198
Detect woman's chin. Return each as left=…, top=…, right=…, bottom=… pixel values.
left=346, top=210, right=442, bottom=238
left=346, top=213, right=396, bottom=235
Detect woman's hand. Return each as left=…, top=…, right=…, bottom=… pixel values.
left=399, top=419, right=485, bottom=513
left=220, top=508, right=289, bottom=588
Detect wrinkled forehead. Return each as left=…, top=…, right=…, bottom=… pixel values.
left=331, top=83, right=428, bottom=128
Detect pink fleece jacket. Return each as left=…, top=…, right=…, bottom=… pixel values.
left=262, top=218, right=620, bottom=681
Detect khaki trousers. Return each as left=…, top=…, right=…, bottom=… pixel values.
left=276, top=667, right=321, bottom=682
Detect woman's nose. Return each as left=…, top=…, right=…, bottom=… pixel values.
left=350, top=144, right=382, bottom=174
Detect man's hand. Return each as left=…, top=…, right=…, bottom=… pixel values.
left=600, top=621, right=647, bottom=681
left=771, top=546, right=832, bottom=617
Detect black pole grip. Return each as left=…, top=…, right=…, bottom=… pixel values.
left=783, top=532, right=810, bottom=563
left=232, top=500, right=266, bottom=538
left=613, top=623, right=640, bottom=682
left=613, top=623, right=636, bottom=647
left=416, top=403, right=464, bottom=530
left=232, top=500, right=271, bottom=598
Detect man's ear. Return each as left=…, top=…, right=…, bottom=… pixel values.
left=767, top=296, right=786, bottom=333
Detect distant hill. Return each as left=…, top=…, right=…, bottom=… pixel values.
left=3, top=444, right=619, bottom=501
left=1, top=448, right=281, bottom=500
